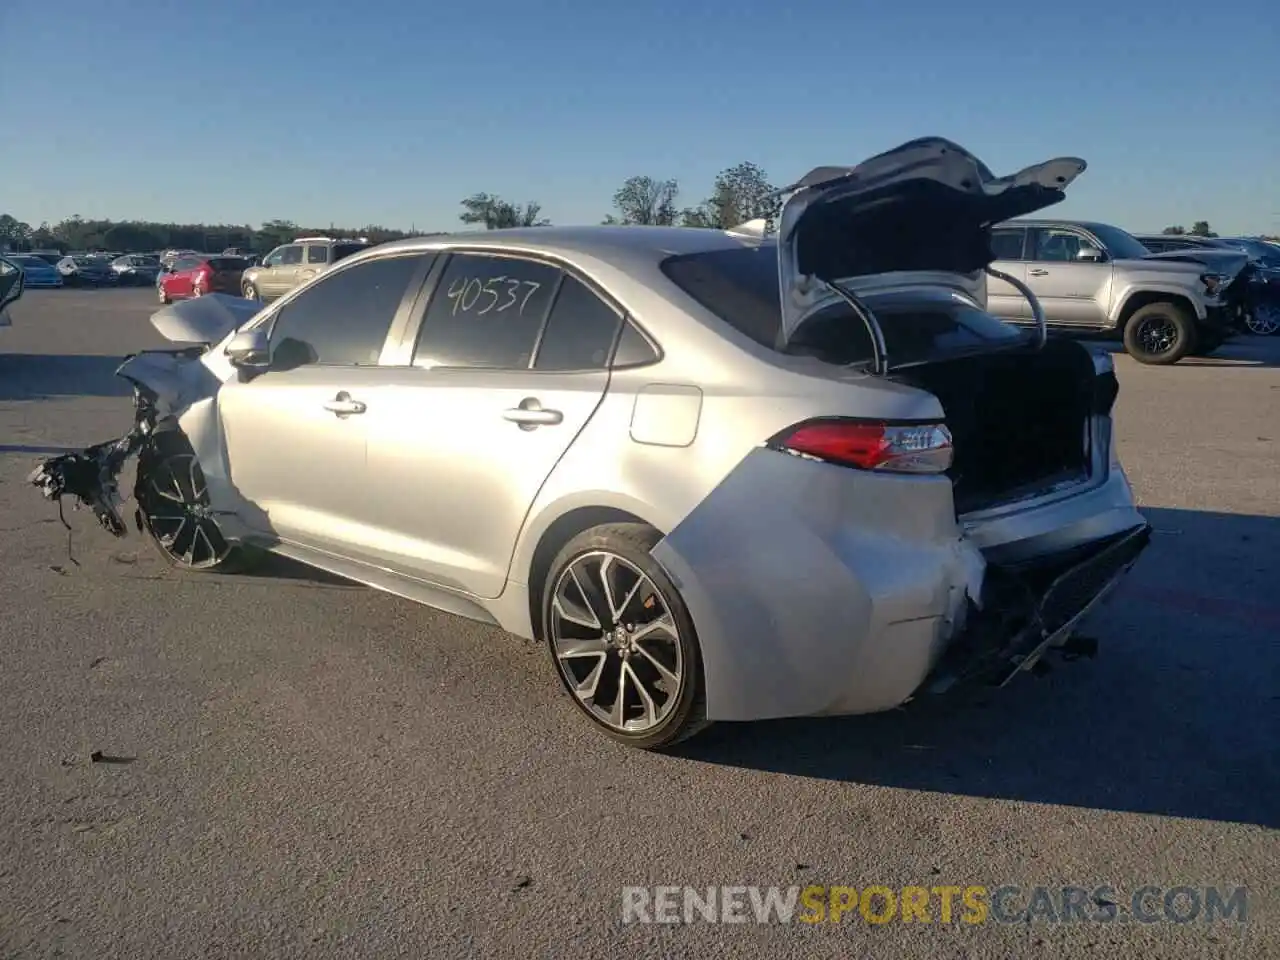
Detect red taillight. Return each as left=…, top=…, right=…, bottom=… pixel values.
left=770, top=418, right=954, bottom=474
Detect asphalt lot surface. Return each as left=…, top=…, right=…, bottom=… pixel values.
left=1, top=288, right=1277, bottom=959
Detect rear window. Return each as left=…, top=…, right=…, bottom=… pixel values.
left=660, top=245, right=1026, bottom=367
left=208, top=257, right=248, bottom=271
left=660, top=246, right=783, bottom=348
left=332, top=243, right=367, bottom=262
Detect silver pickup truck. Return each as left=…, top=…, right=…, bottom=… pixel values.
left=988, top=219, right=1248, bottom=364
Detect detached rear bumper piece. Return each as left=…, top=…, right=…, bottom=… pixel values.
left=925, top=522, right=1151, bottom=695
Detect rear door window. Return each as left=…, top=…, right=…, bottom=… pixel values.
left=413, top=253, right=562, bottom=369
left=268, top=253, right=430, bottom=368
left=306, top=245, right=329, bottom=265
left=991, top=228, right=1027, bottom=260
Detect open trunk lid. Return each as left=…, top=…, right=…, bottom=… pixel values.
left=772, top=137, right=1086, bottom=368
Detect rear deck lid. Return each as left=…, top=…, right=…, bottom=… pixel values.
left=151, top=292, right=264, bottom=344
left=774, top=137, right=1086, bottom=353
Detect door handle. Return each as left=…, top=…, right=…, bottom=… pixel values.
left=1028, top=268, right=1049, bottom=276
left=503, top=398, right=563, bottom=429
left=323, top=391, right=366, bottom=416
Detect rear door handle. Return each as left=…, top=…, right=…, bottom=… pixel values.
left=1029, top=268, right=1049, bottom=276
left=503, top=398, right=563, bottom=429
left=323, top=391, right=366, bottom=416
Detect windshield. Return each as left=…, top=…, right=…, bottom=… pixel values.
left=660, top=245, right=1027, bottom=368
left=208, top=257, right=248, bottom=271
left=1087, top=224, right=1153, bottom=261
left=12, top=256, right=43, bottom=266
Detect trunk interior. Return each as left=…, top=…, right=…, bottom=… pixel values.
left=894, top=339, right=1111, bottom=515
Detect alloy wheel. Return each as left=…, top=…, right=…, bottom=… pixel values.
left=1245, top=303, right=1280, bottom=336
left=549, top=551, right=684, bottom=734
left=139, top=453, right=231, bottom=569
left=1135, top=314, right=1178, bottom=356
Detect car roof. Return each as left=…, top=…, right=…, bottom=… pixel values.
left=1003, top=218, right=1120, bottom=233
left=365, top=225, right=762, bottom=272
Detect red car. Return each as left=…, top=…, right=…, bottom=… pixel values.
left=158, top=255, right=250, bottom=304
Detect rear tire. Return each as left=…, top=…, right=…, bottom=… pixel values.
left=542, top=522, right=709, bottom=750
left=242, top=281, right=259, bottom=301
left=1122, top=302, right=1197, bottom=365
left=158, top=284, right=170, bottom=304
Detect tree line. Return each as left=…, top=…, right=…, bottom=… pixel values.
left=0, top=160, right=786, bottom=254
left=4, top=164, right=1272, bottom=255
left=1161, top=221, right=1218, bottom=237
left=0, top=214, right=422, bottom=256
left=456, top=161, right=782, bottom=231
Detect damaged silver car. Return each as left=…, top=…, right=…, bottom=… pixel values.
left=30, top=137, right=1150, bottom=749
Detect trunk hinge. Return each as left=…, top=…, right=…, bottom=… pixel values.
left=986, top=265, right=1048, bottom=349
left=825, top=279, right=889, bottom=376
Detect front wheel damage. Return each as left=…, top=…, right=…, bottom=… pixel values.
left=27, top=382, right=163, bottom=539
left=26, top=348, right=241, bottom=570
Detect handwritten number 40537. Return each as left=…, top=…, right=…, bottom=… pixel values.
left=445, top=275, right=541, bottom=317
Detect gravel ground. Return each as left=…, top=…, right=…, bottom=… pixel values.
left=1, top=288, right=1277, bottom=959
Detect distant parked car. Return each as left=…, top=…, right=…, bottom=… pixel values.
left=239, top=236, right=369, bottom=301
left=158, top=255, right=251, bottom=304
left=110, top=254, right=161, bottom=286
left=988, top=220, right=1248, bottom=363
left=160, top=249, right=201, bottom=270
left=56, top=256, right=118, bottom=287
left=6, top=254, right=64, bottom=288
left=1134, top=234, right=1280, bottom=336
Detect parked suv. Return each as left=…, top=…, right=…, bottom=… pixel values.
left=988, top=219, right=1247, bottom=364
left=239, top=236, right=369, bottom=301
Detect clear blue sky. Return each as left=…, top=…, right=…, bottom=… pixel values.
left=2, top=0, right=1276, bottom=236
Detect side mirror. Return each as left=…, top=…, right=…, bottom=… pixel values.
left=0, top=258, right=24, bottom=325
left=1077, top=245, right=1104, bottom=262
left=224, top=327, right=271, bottom=371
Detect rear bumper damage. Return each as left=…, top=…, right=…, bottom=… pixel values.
left=923, top=522, right=1150, bottom=695
left=651, top=448, right=1150, bottom=724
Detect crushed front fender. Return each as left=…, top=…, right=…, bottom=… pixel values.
left=27, top=346, right=213, bottom=538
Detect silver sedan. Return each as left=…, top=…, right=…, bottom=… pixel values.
left=29, top=138, right=1149, bottom=749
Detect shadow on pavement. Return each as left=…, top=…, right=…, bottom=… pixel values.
left=0, top=354, right=133, bottom=400
left=677, top=506, right=1280, bottom=829
left=238, top=550, right=362, bottom=588
left=1080, top=334, right=1280, bottom=368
